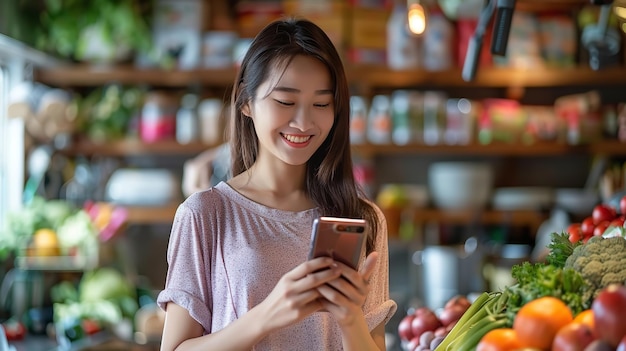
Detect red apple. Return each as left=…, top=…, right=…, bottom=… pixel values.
left=592, top=284, right=626, bottom=347
left=410, top=307, right=442, bottom=340
left=552, top=322, right=596, bottom=351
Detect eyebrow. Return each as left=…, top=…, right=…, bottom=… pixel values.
left=273, top=86, right=334, bottom=95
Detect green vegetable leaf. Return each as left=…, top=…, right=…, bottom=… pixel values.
left=546, top=232, right=580, bottom=268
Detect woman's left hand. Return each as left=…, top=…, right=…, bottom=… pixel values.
left=315, top=251, right=379, bottom=327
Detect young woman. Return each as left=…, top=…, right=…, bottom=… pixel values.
left=157, top=18, right=396, bottom=351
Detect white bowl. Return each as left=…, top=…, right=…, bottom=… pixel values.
left=428, top=162, right=494, bottom=210
left=106, top=168, right=181, bottom=206
left=492, top=187, right=554, bottom=210
left=554, top=188, right=600, bottom=216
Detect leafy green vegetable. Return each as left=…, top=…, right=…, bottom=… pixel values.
left=546, top=232, right=580, bottom=268
left=53, top=267, right=138, bottom=327
left=79, top=267, right=136, bottom=303
left=37, top=0, right=152, bottom=61
left=504, top=262, right=589, bottom=324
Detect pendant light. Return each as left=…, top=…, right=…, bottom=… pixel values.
left=407, top=0, right=427, bottom=35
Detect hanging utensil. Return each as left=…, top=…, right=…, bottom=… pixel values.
left=22, top=145, right=52, bottom=205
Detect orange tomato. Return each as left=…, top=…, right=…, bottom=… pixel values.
left=477, top=328, right=522, bottom=351
left=513, top=296, right=574, bottom=350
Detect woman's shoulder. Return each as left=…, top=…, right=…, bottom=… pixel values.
left=177, top=182, right=233, bottom=216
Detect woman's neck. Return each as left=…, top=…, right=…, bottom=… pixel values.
left=228, top=158, right=314, bottom=211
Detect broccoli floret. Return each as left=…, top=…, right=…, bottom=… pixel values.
left=564, top=236, right=626, bottom=304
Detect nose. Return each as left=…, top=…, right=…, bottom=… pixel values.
left=290, top=106, right=315, bottom=131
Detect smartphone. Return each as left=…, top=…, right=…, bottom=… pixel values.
left=308, top=216, right=367, bottom=270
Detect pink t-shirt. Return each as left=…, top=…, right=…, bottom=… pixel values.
left=157, top=181, right=397, bottom=350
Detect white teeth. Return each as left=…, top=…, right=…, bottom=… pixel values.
left=283, top=134, right=311, bottom=143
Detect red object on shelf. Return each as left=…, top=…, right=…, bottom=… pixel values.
left=457, top=19, right=493, bottom=69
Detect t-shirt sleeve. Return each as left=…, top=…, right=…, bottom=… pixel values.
left=363, top=203, right=398, bottom=331
left=156, top=197, right=213, bottom=333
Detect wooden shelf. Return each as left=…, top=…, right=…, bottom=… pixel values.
left=58, top=139, right=220, bottom=157
left=35, top=65, right=626, bottom=89
left=378, top=207, right=547, bottom=237
left=351, top=66, right=626, bottom=88
left=34, top=64, right=239, bottom=88
left=410, top=208, right=548, bottom=228
left=589, top=140, right=626, bottom=156
left=352, top=141, right=625, bottom=158
left=124, top=204, right=178, bottom=224
left=56, top=138, right=624, bottom=157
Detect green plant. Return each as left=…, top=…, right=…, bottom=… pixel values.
left=37, top=0, right=152, bottom=62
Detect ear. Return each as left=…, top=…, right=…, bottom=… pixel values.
left=241, top=102, right=252, bottom=118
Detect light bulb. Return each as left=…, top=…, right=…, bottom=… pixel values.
left=615, top=5, right=626, bottom=19
left=408, top=2, right=427, bottom=35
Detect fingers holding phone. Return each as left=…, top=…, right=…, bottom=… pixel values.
left=257, top=256, right=342, bottom=332
left=307, top=217, right=374, bottom=324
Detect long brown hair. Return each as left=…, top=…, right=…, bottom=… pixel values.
left=229, top=18, right=379, bottom=254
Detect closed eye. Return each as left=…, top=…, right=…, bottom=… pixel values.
left=314, top=103, right=331, bottom=108
left=274, top=99, right=294, bottom=106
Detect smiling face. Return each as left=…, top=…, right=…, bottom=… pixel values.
left=243, top=55, right=335, bottom=168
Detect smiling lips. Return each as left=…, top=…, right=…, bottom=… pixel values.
left=281, top=133, right=312, bottom=147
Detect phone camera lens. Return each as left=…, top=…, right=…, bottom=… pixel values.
left=336, top=225, right=346, bottom=231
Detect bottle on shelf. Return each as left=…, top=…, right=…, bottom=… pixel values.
left=176, top=93, right=199, bottom=144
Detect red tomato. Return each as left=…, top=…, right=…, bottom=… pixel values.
left=569, top=230, right=582, bottom=244
left=620, top=195, right=626, bottom=215
left=610, top=216, right=625, bottom=228
left=592, top=204, right=616, bottom=225
left=580, top=217, right=595, bottom=238
left=593, top=221, right=610, bottom=237
left=592, top=284, right=626, bottom=347
left=566, top=223, right=582, bottom=242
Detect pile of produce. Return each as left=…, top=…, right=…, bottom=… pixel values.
left=0, top=197, right=98, bottom=261
left=398, top=196, right=626, bottom=351
left=51, top=267, right=139, bottom=343
left=0, top=197, right=127, bottom=262
left=397, top=295, right=472, bottom=350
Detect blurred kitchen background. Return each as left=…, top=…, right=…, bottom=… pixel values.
left=1, top=0, right=626, bottom=350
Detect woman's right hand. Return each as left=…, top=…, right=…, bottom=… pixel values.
left=255, top=257, right=341, bottom=332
